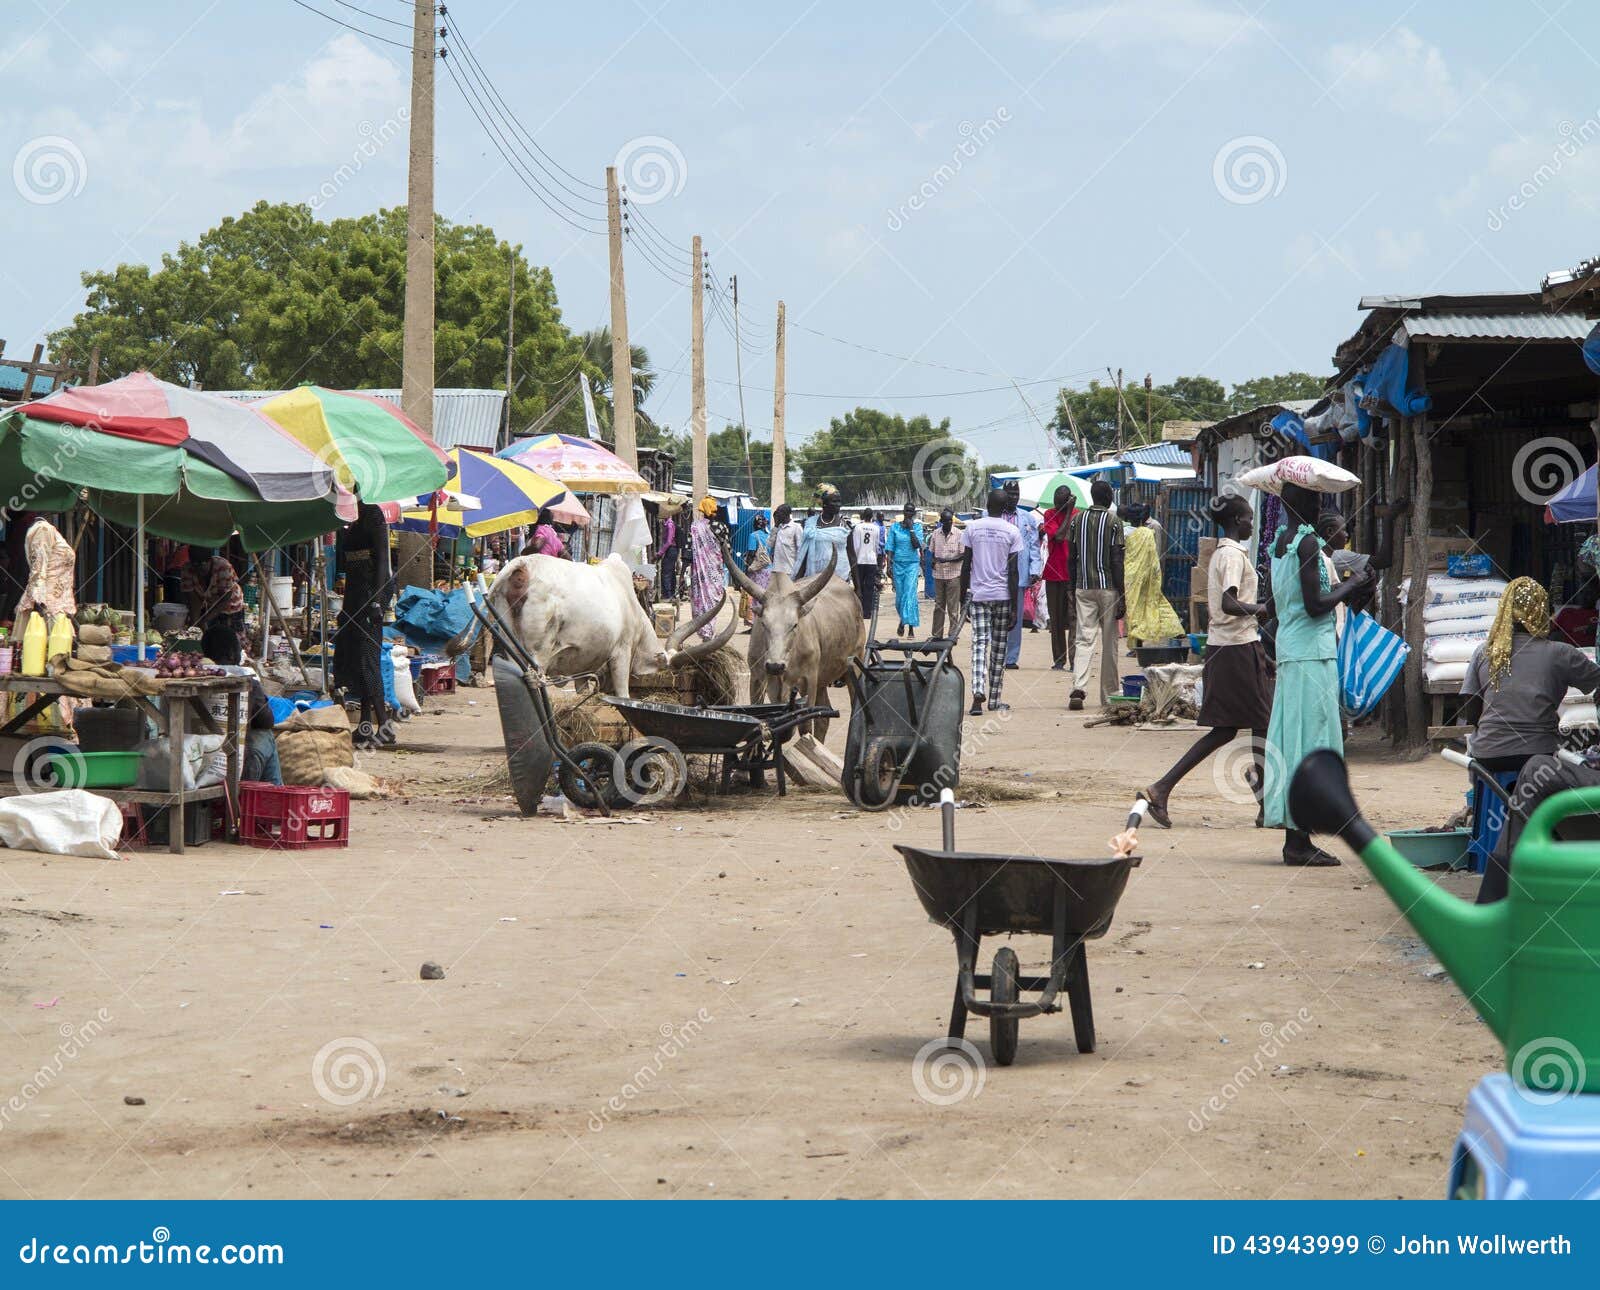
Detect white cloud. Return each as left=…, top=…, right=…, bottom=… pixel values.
left=1325, top=26, right=1457, bottom=121
left=1374, top=227, right=1427, bottom=272
left=993, top=0, right=1252, bottom=53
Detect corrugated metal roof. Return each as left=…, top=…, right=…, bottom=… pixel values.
left=213, top=387, right=507, bottom=450
left=1120, top=441, right=1191, bottom=467
left=0, top=363, right=58, bottom=398
left=1399, top=312, right=1592, bottom=342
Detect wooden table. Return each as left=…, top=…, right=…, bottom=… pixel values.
left=0, top=673, right=249, bottom=853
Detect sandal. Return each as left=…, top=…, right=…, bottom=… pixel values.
left=1138, top=789, right=1172, bottom=829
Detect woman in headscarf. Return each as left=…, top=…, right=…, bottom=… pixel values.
left=1459, top=577, right=1600, bottom=903
left=688, top=496, right=728, bottom=641
left=1120, top=502, right=1183, bottom=646
left=884, top=502, right=924, bottom=637
left=796, top=483, right=851, bottom=581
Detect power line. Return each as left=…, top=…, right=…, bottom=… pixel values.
left=441, top=13, right=609, bottom=210
left=439, top=53, right=607, bottom=236
left=289, top=0, right=412, bottom=49
left=652, top=368, right=1086, bottom=401
left=326, top=0, right=410, bottom=27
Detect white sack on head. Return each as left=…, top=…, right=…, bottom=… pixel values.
left=1236, top=455, right=1360, bottom=495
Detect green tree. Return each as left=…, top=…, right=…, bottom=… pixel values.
left=578, top=325, right=657, bottom=435
left=1048, top=371, right=1326, bottom=461
left=48, top=200, right=599, bottom=438
left=1227, top=371, right=1326, bottom=412
left=792, top=407, right=986, bottom=508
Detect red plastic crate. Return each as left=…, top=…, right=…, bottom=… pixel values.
left=239, top=782, right=350, bottom=850
left=419, top=663, right=456, bottom=696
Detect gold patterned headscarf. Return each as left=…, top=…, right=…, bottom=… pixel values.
left=1486, top=577, right=1552, bottom=689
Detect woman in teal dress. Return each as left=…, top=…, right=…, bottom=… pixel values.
left=1262, top=483, right=1376, bottom=866
left=884, top=502, right=924, bottom=637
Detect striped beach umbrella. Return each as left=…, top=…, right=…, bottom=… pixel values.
left=398, top=447, right=569, bottom=537
left=496, top=433, right=649, bottom=493
left=255, top=385, right=448, bottom=503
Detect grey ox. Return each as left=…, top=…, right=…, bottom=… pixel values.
left=722, top=545, right=864, bottom=742
left=450, top=553, right=733, bottom=697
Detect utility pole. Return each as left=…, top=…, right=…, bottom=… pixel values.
left=605, top=166, right=637, bottom=466
left=401, top=0, right=437, bottom=443
left=771, top=300, right=786, bottom=506
left=501, top=249, right=515, bottom=449
left=1144, top=372, right=1153, bottom=443
left=690, top=235, right=708, bottom=502
left=730, top=274, right=755, bottom=499
left=1112, top=367, right=1124, bottom=454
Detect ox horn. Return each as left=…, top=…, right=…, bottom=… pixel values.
left=671, top=601, right=739, bottom=663
left=793, top=544, right=837, bottom=606
left=720, top=540, right=763, bottom=599
left=665, top=590, right=728, bottom=653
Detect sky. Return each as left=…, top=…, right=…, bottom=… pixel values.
left=2, top=0, right=1598, bottom=471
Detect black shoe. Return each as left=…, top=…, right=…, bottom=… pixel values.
left=969, top=696, right=985, bottom=716
left=1283, top=847, right=1341, bottom=868
left=1051, top=662, right=1065, bottom=670
left=987, top=701, right=1010, bottom=712
left=1138, top=789, right=1172, bottom=829
left=1068, top=690, right=1085, bottom=711
left=1004, top=662, right=1019, bottom=670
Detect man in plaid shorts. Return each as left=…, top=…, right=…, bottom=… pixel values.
left=961, top=489, right=1024, bottom=716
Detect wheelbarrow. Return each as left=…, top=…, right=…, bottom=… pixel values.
left=468, top=595, right=612, bottom=817
left=841, top=601, right=968, bottom=810
left=895, top=788, right=1141, bottom=1065
left=568, top=694, right=839, bottom=808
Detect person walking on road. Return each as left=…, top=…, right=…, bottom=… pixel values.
left=1068, top=480, right=1124, bottom=710
left=961, top=489, right=1023, bottom=716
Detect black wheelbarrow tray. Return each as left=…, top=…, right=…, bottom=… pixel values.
left=600, top=695, right=838, bottom=799
left=895, top=843, right=1141, bottom=1065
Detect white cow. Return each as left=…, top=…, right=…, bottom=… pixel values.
left=449, top=553, right=733, bottom=697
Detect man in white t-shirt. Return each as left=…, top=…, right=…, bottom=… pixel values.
left=847, top=508, right=882, bottom=622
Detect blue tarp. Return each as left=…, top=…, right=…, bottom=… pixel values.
left=1584, top=322, right=1600, bottom=377
left=1362, top=339, right=1432, bottom=417
left=1268, top=410, right=1337, bottom=462
left=393, top=587, right=474, bottom=682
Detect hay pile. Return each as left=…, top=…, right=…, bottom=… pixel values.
left=633, top=643, right=748, bottom=707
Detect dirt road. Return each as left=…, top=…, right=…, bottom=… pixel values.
left=0, top=627, right=1492, bottom=1199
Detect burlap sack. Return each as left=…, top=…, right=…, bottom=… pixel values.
left=78, top=625, right=112, bottom=646
left=47, top=654, right=162, bottom=699
left=278, top=728, right=354, bottom=786
left=76, top=643, right=111, bottom=663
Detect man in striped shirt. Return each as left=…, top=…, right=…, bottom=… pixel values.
left=1067, top=479, right=1125, bottom=710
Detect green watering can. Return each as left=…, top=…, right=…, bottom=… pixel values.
left=1290, top=750, right=1600, bottom=1093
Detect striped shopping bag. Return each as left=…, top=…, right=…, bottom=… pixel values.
left=1337, top=610, right=1410, bottom=720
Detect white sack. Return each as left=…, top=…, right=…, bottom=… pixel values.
left=0, top=789, right=122, bottom=859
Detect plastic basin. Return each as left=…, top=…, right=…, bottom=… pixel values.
left=1385, top=827, right=1471, bottom=871
left=44, top=749, right=142, bottom=789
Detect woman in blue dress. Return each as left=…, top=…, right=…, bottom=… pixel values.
left=884, top=502, right=925, bottom=637
left=1261, top=481, right=1375, bottom=866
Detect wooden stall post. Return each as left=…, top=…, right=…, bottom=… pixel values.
left=1403, top=414, right=1433, bottom=747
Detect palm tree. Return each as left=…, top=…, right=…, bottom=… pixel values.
left=579, top=325, right=656, bottom=416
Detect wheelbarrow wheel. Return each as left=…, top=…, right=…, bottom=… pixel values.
left=990, top=946, right=1019, bottom=1067
left=857, top=735, right=900, bottom=807
left=559, top=742, right=621, bottom=809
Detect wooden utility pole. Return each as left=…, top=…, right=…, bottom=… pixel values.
left=730, top=274, right=755, bottom=499
left=771, top=300, right=786, bottom=506
left=501, top=249, right=515, bottom=449
left=1144, top=372, right=1153, bottom=441
left=401, top=0, right=437, bottom=442
left=1113, top=367, right=1125, bottom=453
left=605, top=166, right=637, bottom=466
left=690, top=235, right=708, bottom=501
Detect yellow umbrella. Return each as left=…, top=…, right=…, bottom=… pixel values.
left=398, top=447, right=569, bottom=538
